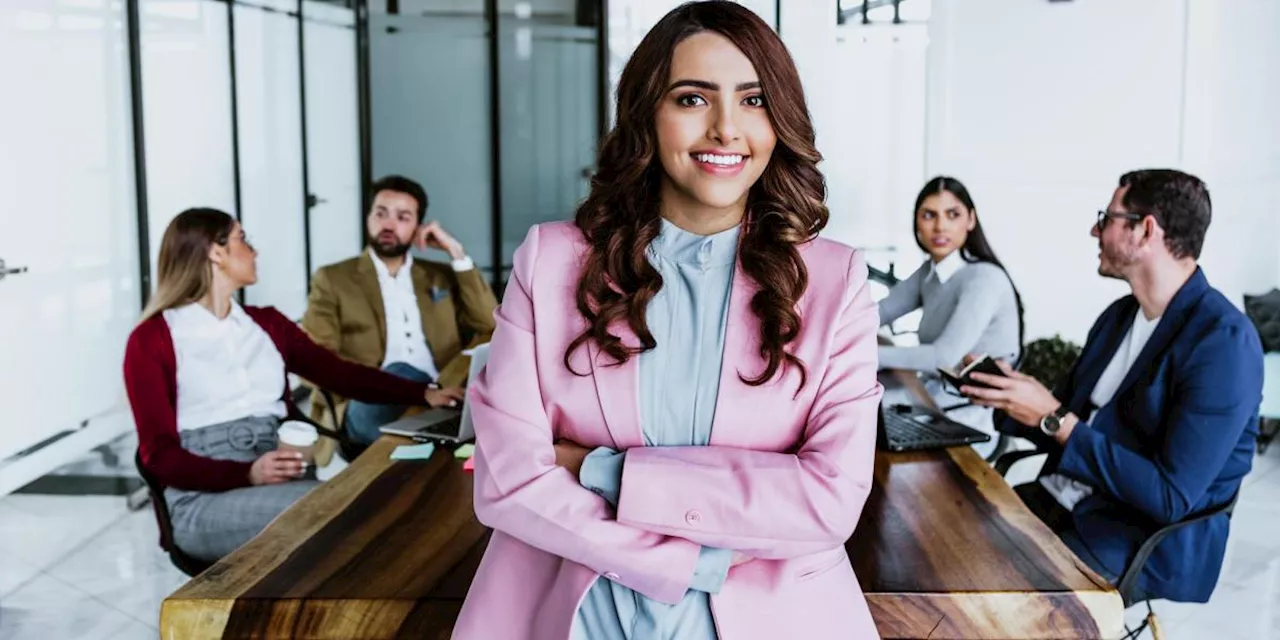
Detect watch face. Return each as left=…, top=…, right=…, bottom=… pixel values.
left=1040, top=414, right=1061, bottom=434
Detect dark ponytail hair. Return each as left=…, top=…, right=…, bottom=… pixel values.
left=913, top=176, right=1026, bottom=355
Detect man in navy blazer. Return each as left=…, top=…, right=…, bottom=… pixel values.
left=961, top=169, right=1263, bottom=604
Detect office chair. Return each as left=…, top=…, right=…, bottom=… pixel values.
left=134, top=449, right=213, bottom=578
left=135, top=395, right=349, bottom=578
left=1116, top=493, right=1239, bottom=640
left=992, top=446, right=1239, bottom=640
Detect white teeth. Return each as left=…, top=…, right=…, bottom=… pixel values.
left=695, top=153, right=744, bottom=166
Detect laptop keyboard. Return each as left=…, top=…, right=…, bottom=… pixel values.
left=883, top=410, right=972, bottom=450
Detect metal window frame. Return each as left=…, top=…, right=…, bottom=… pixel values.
left=125, top=0, right=366, bottom=310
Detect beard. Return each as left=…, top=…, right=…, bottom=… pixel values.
left=1097, top=241, right=1138, bottom=280
left=368, top=231, right=411, bottom=258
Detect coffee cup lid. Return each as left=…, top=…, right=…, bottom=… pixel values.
left=278, top=421, right=319, bottom=446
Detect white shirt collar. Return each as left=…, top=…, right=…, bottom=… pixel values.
left=930, top=250, right=967, bottom=284
left=368, top=247, right=413, bottom=281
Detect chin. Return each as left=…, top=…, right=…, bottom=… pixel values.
left=688, top=184, right=752, bottom=211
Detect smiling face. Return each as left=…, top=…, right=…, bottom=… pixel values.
left=915, top=190, right=976, bottom=262
left=654, top=31, right=777, bottom=228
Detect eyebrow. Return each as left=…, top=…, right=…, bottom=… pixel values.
left=668, top=79, right=762, bottom=92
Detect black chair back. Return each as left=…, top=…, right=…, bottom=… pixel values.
left=133, top=449, right=213, bottom=577
left=1117, top=491, right=1240, bottom=607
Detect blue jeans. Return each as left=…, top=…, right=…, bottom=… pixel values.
left=345, top=362, right=434, bottom=445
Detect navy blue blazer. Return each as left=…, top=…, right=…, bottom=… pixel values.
left=1010, top=268, right=1263, bottom=603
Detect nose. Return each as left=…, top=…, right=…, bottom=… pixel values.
left=708, top=102, right=741, bottom=146
left=1090, top=222, right=1101, bottom=239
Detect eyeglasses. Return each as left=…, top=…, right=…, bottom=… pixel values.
left=216, top=231, right=254, bottom=251
left=1096, top=210, right=1145, bottom=233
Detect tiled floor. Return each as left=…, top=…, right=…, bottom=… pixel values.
left=1, top=436, right=1278, bottom=639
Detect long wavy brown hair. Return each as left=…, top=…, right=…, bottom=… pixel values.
left=565, top=1, right=828, bottom=391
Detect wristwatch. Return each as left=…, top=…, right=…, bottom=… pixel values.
left=1039, top=404, right=1071, bottom=436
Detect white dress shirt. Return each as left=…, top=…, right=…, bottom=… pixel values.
left=369, top=248, right=474, bottom=380
left=1041, top=309, right=1162, bottom=510
left=929, top=249, right=967, bottom=284
left=165, top=302, right=288, bottom=431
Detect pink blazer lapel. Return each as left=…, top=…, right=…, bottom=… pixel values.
left=588, top=263, right=767, bottom=451
left=710, top=263, right=766, bottom=447
left=587, top=323, right=646, bottom=450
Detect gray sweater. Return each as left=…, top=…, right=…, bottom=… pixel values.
left=878, top=258, right=1021, bottom=373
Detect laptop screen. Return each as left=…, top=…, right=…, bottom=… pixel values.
left=458, top=343, right=490, bottom=441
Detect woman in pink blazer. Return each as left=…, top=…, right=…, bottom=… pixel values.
left=455, top=2, right=884, bottom=638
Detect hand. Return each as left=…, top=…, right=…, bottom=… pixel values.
left=415, top=221, right=465, bottom=261
left=249, top=451, right=307, bottom=485
left=553, top=440, right=592, bottom=479
left=960, top=359, right=1061, bottom=427
left=426, top=387, right=465, bottom=409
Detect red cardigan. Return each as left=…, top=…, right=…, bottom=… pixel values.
left=124, top=305, right=428, bottom=492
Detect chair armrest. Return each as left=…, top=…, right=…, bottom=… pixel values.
left=286, top=386, right=347, bottom=445
left=1115, top=492, right=1239, bottom=605
left=994, top=448, right=1045, bottom=477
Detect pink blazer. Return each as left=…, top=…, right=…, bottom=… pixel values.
left=454, top=222, right=884, bottom=639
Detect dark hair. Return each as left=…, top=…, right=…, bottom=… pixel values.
left=566, top=0, right=826, bottom=390
left=368, top=175, right=429, bottom=224
left=913, top=176, right=1026, bottom=353
left=1118, top=169, right=1211, bottom=260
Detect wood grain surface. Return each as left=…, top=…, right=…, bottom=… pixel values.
left=163, top=436, right=1122, bottom=639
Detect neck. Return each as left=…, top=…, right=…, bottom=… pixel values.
left=1126, top=257, right=1197, bottom=320
left=198, top=280, right=238, bottom=319
left=659, top=181, right=746, bottom=236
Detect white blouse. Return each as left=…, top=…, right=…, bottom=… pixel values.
left=164, top=302, right=287, bottom=431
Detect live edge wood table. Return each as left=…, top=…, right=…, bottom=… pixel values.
left=162, top=438, right=1123, bottom=640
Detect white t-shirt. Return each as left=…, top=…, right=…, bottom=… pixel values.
left=1040, top=309, right=1161, bottom=510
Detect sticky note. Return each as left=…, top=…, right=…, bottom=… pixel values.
left=390, top=442, right=436, bottom=461
left=454, top=444, right=476, bottom=459
left=463, top=457, right=475, bottom=473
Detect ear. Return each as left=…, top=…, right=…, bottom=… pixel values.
left=208, top=243, right=226, bottom=269
left=967, top=211, right=978, bottom=232
left=1139, top=216, right=1163, bottom=247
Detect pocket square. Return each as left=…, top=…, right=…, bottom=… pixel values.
left=429, top=286, right=450, bottom=302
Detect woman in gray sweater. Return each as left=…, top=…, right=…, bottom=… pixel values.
left=878, top=177, right=1024, bottom=452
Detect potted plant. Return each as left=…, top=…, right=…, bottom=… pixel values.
left=1019, top=335, right=1082, bottom=391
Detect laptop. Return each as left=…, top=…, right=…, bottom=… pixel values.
left=876, top=402, right=991, bottom=452
left=378, top=343, right=490, bottom=444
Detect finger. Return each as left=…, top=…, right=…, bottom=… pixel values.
left=994, top=359, right=1016, bottom=375
left=445, top=388, right=466, bottom=400
left=959, top=385, right=1003, bottom=401
left=968, top=372, right=1014, bottom=388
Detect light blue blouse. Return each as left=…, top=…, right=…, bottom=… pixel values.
left=572, top=218, right=740, bottom=640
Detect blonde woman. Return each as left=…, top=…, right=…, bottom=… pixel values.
left=123, top=208, right=460, bottom=562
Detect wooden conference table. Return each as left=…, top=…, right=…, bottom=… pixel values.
left=162, top=373, right=1123, bottom=639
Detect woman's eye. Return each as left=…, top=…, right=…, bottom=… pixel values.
left=677, top=94, right=707, bottom=108
left=743, top=95, right=766, bottom=108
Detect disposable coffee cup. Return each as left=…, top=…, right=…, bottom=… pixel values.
left=277, top=421, right=318, bottom=465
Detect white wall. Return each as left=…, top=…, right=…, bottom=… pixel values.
left=820, top=21, right=928, bottom=273
left=922, top=0, right=1280, bottom=345
left=1180, top=0, right=1280, bottom=307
